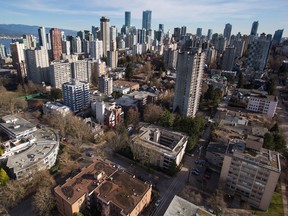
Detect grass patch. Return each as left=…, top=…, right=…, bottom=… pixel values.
left=253, top=192, right=283, bottom=216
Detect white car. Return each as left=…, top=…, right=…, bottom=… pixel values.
left=155, top=199, right=161, bottom=207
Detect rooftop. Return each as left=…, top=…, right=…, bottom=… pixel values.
left=132, top=125, right=187, bottom=154
left=0, top=115, right=37, bottom=138
left=6, top=128, right=59, bottom=172
left=95, top=169, right=151, bottom=215
left=55, top=160, right=151, bottom=215
left=164, top=195, right=213, bottom=216
left=113, top=80, right=139, bottom=88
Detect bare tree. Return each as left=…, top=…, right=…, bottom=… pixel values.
left=125, top=107, right=140, bottom=126
left=143, top=104, right=164, bottom=124
left=32, top=187, right=55, bottom=216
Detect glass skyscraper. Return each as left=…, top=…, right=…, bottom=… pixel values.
left=142, top=10, right=152, bottom=30
left=125, top=11, right=131, bottom=27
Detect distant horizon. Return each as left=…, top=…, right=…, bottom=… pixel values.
left=0, top=23, right=286, bottom=39
left=1, top=0, right=288, bottom=37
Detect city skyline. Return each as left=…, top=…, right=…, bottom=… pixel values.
left=1, top=0, right=287, bottom=37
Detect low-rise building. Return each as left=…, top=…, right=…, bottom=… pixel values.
left=43, top=101, right=71, bottom=116
left=246, top=95, right=278, bottom=118
left=113, top=80, right=140, bottom=94
left=130, top=125, right=187, bottom=169
left=164, top=195, right=213, bottom=216
left=54, top=160, right=152, bottom=216
left=0, top=115, right=37, bottom=139
left=91, top=101, right=124, bottom=128
left=0, top=115, right=59, bottom=180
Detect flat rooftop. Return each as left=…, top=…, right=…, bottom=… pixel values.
left=113, top=80, right=139, bottom=88
left=164, top=195, right=213, bottom=216
left=6, top=128, right=59, bottom=172
left=0, top=115, right=36, bottom=137
left=134, top=125, right=187, bottom=153
left=227, top=144, right=281, bottom=172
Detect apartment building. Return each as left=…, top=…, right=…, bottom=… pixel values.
left=246, top=95, right=278, bottom=118
left=62, top=80, right=90, bottom=112
left=54, top=160, right=152, bottom=216
left=220, top=143, right=281, bottom=210
left=130, top=125, right=187, bottom=169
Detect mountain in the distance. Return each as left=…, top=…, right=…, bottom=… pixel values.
left=0, top=24, right=77, bottom=37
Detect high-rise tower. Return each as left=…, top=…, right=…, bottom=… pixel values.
left=142, top=10, right=152, bottom=30
left=125, top=11, right=131, bottom=27
left=223, top=23, right=232, bottom=44
left=250, top=21, right=259, bottom=36
left=50, top=28, right=62, bottom=60
left=173, top=49, right=206, bottom=117
left=100, top=16, right=110, bottom=57
left=38, top=27, right=47, bottom=49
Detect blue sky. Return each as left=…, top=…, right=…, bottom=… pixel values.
left=1, top=0, right=287, bottom=36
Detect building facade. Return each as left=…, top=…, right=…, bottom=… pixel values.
left=220, top=148, right=281, bottom=210
left=62, top=80, right=89, bottom=112
left=100, top=16, right=110, bottom=57
left=246, top=95, right=278, bottom=118
left=173, top=49, right=205, bottom=117
left=142, top=10, right=152, bottom=31
left=130, top=125, right=187, bottom=169
left=50, top=62, right=72, bottom=89
left=98, top=75, right=113, bottom=95
left=50, top=28, right=62, bottom=60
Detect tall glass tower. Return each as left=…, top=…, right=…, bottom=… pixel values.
left=142, top=10, right=152, bottom=30
left=125, top=11, right=131, bottom=27
left=250, top=21, right=259, bottom=36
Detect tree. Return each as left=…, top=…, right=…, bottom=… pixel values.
left=270, top=123, right=279, bottom=132
left=143, top=104, right=164, bottom=124
left=32, top=187, right=55, bottom=216
left=160, top=110, right=175, bottom=128
left=263, top=133, right=275, bottom=150
left=125, top=107, right=140, bottom=126
left=166, top=161, right=180, bottom=176
left=273, top=133, right=286, bottom=153
left=0, top=180, right=26, bottom=208
left=73, top=213, right=84, bottom=216
left=50, top=88, right=62, bottom=100
left=186, top=134, right=198, bottom=152
left=125, top=64, right=134, bottom=81
left=237, top=72, right=243, bottom=88
left=0, top=168, right=9, bottom=185
left=266, top=78, right=276, bottom=95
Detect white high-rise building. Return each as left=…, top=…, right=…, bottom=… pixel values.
left=110, top=26, right=117, bottom=51
left=107, top=50, right=118, bottom=69
left=71, top=60, right=91, bottom=83
left=62, top=40, right=71, bottom=55
left=89, top=39, right=103, bottom=60
left=26, top=47, right=50, bottom=84
left=173, top=49, right=206, bottom=117
left=73, top=36, right=82, bottom=53
left=50, top=62, right=72, bottom=89
left=62, top=80, right=89, bottom=112
left=100, top=16, right=110, bottom=57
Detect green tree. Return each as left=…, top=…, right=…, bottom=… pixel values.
left=270, top=123, right=279, bottom=132
left=50, top=88, right=62, bottom=100
left=125, top=64, right=134, bottom=81
left=0, top=168, right=9, bottom=185
left=273, top=133, right=286, bottom=153
left=263, top=133, right=275, bottom=150
left=0, top=148, right=4, bottom=156
left=160, top=110, right=175, bottom=128
left=166, top=161, right=180, bottom=176
left=73, top=213, right=84, bottom=216
left=186, top=134, right=198, bottom=152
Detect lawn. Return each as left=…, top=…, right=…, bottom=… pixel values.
left=253, top=192, right=284, bottom=216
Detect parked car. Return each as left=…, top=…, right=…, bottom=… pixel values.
left=191, top=170, right=200, bottom=175
left=191, top=168, right=200, bottom=173
left=155, top=199, right=161, bottom=207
